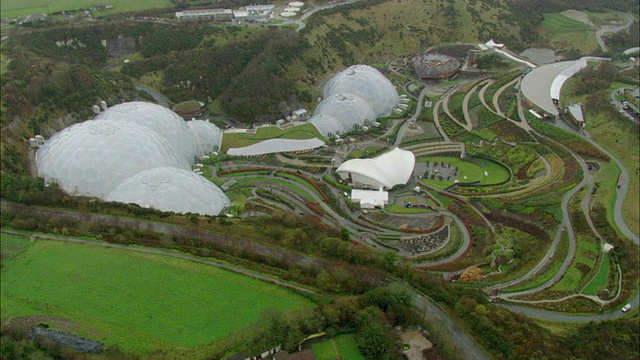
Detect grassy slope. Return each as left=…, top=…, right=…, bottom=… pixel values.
left=1, top=0, right=172, bottom=18
left=561, top=81, right=639, bottom=236
left=540, top=13, right=598, bottom=54
left=297, top=0, right=520, bottom=86
left=312, top=334, right=365, bottom=360
left=1, top=240, right=313, bottom=353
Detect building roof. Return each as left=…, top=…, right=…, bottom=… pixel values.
left=411, top=53, right=461, bottom=79
left=227, top=138, right=324, bottom=156
left=105, top=167, right=230, bottom=216
left=36, top=120, right=190, bottom=198
left=521, top=61, right=575, bottom=115
left=323, top=65, right=398, bottom=117
left=96, top=101, right=199, bottom=162
left=567, top=103, right=584, bottom=122
left=336, top=147, right=415, bottom=189
left=310, top=93, right=377, bottom=137
left=188, top=120, right=223, bottom=155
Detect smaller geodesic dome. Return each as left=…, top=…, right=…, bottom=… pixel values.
left=36, top=120, right=191, bottom=199
left=187, top=120, right=223, bottom=155
left=336, top=148, right=415, bottom=190
left=105, top=167, right=230, bottom=216
left=324, top=65, right=399, bottom=116
left=95, top=102, right=199, bottom=163
left=309, top=93, right=377, bottom=137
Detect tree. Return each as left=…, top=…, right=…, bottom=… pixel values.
left=355, top=307, right=396, bottom=360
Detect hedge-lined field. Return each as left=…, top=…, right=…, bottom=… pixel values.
left=1, top=240, right=314, bottom=353
left=1, top=0, right=172, bottom=18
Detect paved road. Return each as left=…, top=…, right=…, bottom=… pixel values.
left=411, top=290, right=490, bottom=360
left=133, top=83, right=170, bottom=108
left=394, top=85, right=431, bottom=147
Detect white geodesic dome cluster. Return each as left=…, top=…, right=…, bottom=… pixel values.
left=36, top=102, right=229, bottom=215
left=310, top=65, right=399, bottom=137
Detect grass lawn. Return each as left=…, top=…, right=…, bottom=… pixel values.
left=1, top=0, right=172, bottom=18
left=221, top=124, right=325, bottom=152
left=1, top=239, right=314, bottom=354
left=235, top=177, right=315, bottom=202
left=417, top=156, right=510, bottom=189
left=385, top=203, right=429, bottom=214
left=542, top=13, right=593, bottom=34
left=312, top=334, right=365, bottom=360
left=582, top=254, right=610, bottom=295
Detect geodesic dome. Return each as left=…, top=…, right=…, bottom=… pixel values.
left=95, top=102, right=199, bottom=163
left=310, top=93, right=377, bottom=137
left=309, top=114, right=346, bottom=137
left=324, top=65, right=399, bottom=116
left=105, top=167, right=230, bottom=216
left=36, top=120, right=190, bottom=198
left=187, top=120, right=223, bottom=155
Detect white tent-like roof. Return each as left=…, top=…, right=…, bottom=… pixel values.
left=336, top=148, right=415, bottom=190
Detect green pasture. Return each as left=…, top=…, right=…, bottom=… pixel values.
left=582, top=254, right=611, bottom=295
left=221, top=124, right=325, bottom=152
left=312, top=334, right=365, bottom=360
left=0, top=233, right=32, bottom=261
left=503, top=230, right=569, bottom=293
left=551, top=235, right=598, bottom=292
left=417, top=156, right=510, bottom=189
left=542, top=13, right=593, bottom=34
left=1, top=240, right=313, bottom=353
left=385, top=203, right=430, bottom=214
left=1, top=0, right=172, bottom=18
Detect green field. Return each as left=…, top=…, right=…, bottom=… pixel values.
left=1, top=239, right=314, bottom=353
left=542, top=13, right=593, bottom=34
left=1, top=0, right=172, bottom=18
left=582, top=254, right=611, bottom=295
left=221, top=124, right=325, bottom=152
left=417, top=156, right=511, bottom=189
left=312, top=334, right=366, bottom=360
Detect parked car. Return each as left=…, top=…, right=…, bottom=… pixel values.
left=621, top=303, right=632, bottom=312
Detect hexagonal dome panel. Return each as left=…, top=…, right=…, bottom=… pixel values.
left=105, top=167, right=230, bottom=216
left=324, top=65, right=399, bottom=117
left=310, top=93, right=377, bottom=137
left=36, top=120, right=190, bottom=198
left=187, top=120, right=223, bottom=155
left=96, top=101, right=199, bottom=163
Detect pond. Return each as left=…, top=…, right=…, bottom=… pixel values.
left=519, top=48, right=562, bottom=65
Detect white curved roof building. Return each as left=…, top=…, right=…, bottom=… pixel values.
left=36, top=120, right=190, bottom=198
left=324, top=65, right=398, bottom=116
left=105, top=167, right=230, bottom=216
left=336, top=148, right=415, bottom=190
left=310, top=65, right=399, bottom=137
left=187, top=119, right=223, bottom=155
left=96, top=101, right=199, bottom=162
left=310, top=93, right=378, bottom=137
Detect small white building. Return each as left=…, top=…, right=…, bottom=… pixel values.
left=233, top=10, right=248, bottom=21
left=350, top=189, right=389, bottom=209
left=292, top=109, right=308, bottom=120
left=176, top=9, right=233, bottom=21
